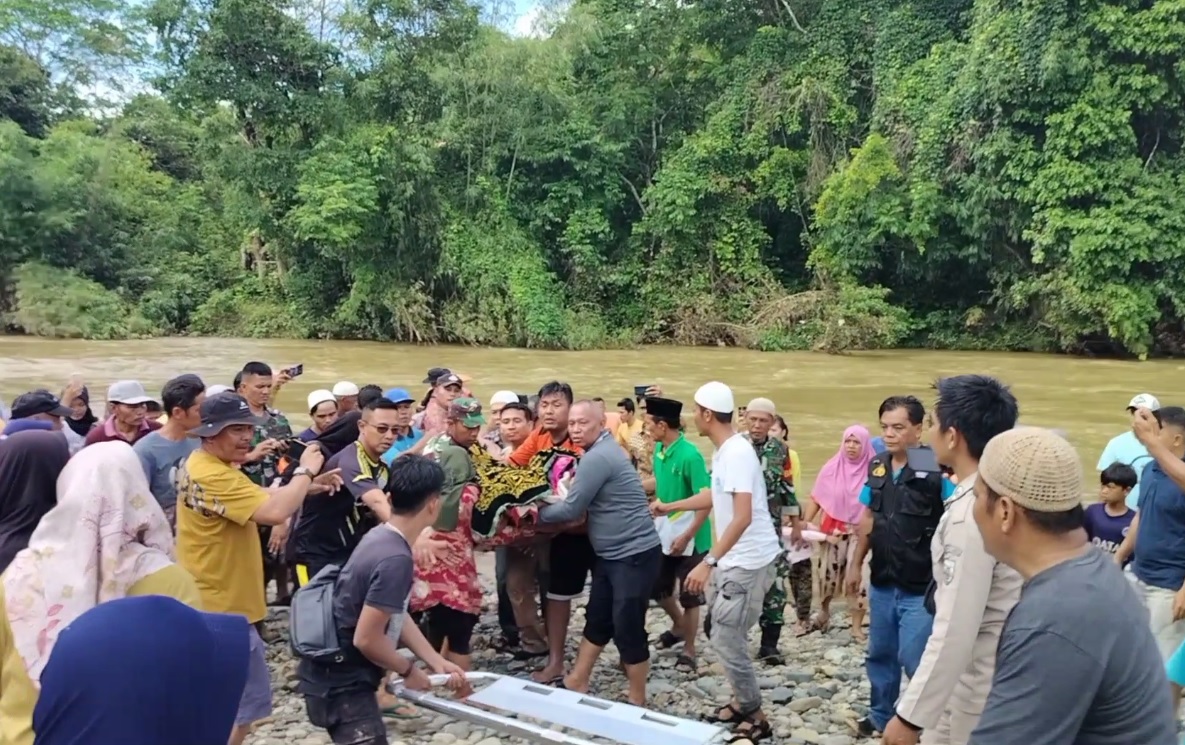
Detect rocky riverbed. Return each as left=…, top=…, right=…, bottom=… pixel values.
left=247, top=584, right=873, bottom=745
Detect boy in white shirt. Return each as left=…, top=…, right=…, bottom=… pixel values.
left=654, top=381, right=781, bottom=742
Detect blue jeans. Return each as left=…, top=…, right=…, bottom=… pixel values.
left=866, top=584, right=933, bottom=730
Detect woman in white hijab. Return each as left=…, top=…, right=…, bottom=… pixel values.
left=0, top=442, right=200, bottom=745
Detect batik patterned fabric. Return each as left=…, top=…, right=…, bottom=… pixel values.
left=411, top=484, right=537, bottom=615
left=466, top=444, right=579, bottom=539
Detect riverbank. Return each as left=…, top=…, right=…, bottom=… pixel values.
left=248, top=564, right=873, bottom=745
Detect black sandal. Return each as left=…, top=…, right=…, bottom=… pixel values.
left=704, top=704, right=755, bottom=725
left=676, top=653, right=697, bottom=671
left=727, top=718, right=773, bottom=743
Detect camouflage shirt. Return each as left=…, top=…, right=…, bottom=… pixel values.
left=743, top=433, right=800, bottom=520
left=242, top=407, right=293, bottom=487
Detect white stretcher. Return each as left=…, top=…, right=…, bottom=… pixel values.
left=390, top=671, right=729, bottom=745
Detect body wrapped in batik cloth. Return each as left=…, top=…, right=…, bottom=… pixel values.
left=466, top=443, right=579, bottom=540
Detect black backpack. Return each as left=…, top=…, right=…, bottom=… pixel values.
left=290, top=564, right=345, bottom=663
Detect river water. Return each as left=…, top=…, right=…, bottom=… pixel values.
left=1, top=336, right=1179, bottom=492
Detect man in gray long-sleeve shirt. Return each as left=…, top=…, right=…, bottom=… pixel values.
left=540, top=399, right=661, bottom=704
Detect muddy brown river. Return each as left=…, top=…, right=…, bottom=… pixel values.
left=1, top=337, right=1179, bottom=492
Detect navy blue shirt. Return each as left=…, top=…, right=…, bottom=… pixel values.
left=1132, top=460, right=1185, bottom=590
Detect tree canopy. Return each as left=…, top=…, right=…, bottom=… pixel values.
left=1, top=0, right=1183, bottom=356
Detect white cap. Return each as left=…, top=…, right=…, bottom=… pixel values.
left=1127, top=393, right=1161, bottom=411
left=206, top=384, right=232, bottom=396
left=333, top=381, right=360, bottom=397
left=694, top=381, right=735, bottom=415
left=107, top=380, right=155, bottom=405
left=307, top=389, right=336, bottom=412
left=746, top=397, right=776, bottom=415
left=490, top=390, right=518, bottom=408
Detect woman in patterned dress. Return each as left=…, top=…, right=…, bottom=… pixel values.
left=803, top=425, right=873, bottom=641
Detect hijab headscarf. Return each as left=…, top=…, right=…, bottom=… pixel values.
left=63, top=387, right=97, bottom=438
left=32, top=595, right=249, bottom=745
left=0, top=431, right=70, bottom=574
left=2, top=441, right=175, bottom=683
left=812, top=424, right=875, bottom=526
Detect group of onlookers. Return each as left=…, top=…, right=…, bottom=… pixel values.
left=1, top=365, right=1185, bottom=745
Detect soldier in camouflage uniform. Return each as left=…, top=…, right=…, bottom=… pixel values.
left=236, top=362, right=295, bottom=610
left=742, top=398, right=802, bottom=666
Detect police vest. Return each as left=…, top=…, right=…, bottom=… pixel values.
left=867, top=455, right=945, bottom=595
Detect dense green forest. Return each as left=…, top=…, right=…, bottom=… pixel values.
left=1, top=0, right=1183, bottom=355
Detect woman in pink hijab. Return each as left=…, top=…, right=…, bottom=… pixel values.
left=803, top=425, right=874, bottom=640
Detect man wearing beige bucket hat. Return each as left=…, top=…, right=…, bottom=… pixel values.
left=965, top=427, right=1175, bottom=744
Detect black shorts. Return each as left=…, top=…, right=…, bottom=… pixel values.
left=583, top=544, right=663, bottom=665
left=411, top=605, right=479, bottom=655
left=651, top=552, right=707, bottom=609
left=547, top=533, right=596, bottom=601
left=305, top=690, right=387, bottom=745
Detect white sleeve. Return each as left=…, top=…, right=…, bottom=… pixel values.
left=717, top=446, right=759, bottom=495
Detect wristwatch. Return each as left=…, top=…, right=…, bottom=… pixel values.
left=293, top=466, right=313, bottom=479
left=704, top=555, right=718, bottom=568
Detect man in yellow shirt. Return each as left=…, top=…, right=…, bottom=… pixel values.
left=176, top=392, right=335, bottom=745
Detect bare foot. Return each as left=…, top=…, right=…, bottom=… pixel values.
left=851, top=627, right=868, bottom=644
left=562, top=675, right=589, bottom=693
left=792, top=621, right=810, bottom=637
left=531, top=664, right=565, bottom=684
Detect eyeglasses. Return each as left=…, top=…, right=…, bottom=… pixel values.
left=363, top=423, right=401, bottom=435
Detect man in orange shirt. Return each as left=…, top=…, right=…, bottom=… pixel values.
left=501, top=382, right=593, bottom=684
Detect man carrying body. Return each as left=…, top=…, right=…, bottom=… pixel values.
left=176, top=392, right=339, bottom=745
left=880, top=375, right=1021, bottom=745
left=743, top=397, right=803, bottom=666
left=846, top=395, right=949, bottom=737
left=654, top=382, right=782, bottom=742
left=505, top=382, right=590, bottom=685
left=493, top=399, right=548, bottom=655
left=538, top=400, right=661, bottom=704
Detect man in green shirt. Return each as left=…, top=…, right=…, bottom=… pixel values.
left=647, top=397, right=712, bottom=669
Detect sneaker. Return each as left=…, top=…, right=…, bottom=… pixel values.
left=848, top=717, right=881, bottom=738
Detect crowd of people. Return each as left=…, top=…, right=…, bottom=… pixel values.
left=0, top=363, right=1181, bottom=745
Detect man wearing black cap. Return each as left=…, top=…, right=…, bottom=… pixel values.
left=646, top=396, right=712, bottom=670
left=414, top=369, right=463, bottom=433
left=8, top=390, right=72, bottom=430
left=175, top=392, right=339, bottom=745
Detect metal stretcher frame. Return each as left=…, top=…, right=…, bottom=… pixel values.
left=390, top=672, right=729, bottom=745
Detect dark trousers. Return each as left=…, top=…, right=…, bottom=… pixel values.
left=583, top=544, right=662, bottom=665
left=305, top=690, right=387, bottom=745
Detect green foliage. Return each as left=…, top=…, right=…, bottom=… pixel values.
left=2, top=262, right=153, bottom=339
left=1, top=0, right=1185, bottom=355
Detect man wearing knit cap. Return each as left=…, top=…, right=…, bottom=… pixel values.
left=882, top=375, right=1020, bottom=745
left=654, top=382, right=781, bottom=741
left=742, top=396, right=803, bottom=665
left=965, top=427, right=1176, bottom=745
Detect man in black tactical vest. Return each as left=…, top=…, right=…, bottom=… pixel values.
left=846, top=395, right=951, bottom=739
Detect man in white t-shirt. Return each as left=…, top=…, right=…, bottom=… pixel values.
left=653, top=381, right=781, bottom=741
